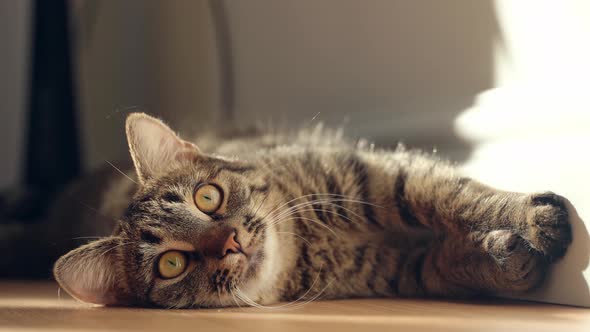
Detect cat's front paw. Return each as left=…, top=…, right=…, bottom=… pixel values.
left=522, top=192, right=572, bottom=262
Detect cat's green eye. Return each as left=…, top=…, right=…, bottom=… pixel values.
left=194, top=184, right=222, bottom=214
left=158, top=251, right=187, bottom=279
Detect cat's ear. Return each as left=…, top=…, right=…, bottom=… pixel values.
left=125, top=113, right=200, bottom=183
left=53, top=236, right=127, bottom=305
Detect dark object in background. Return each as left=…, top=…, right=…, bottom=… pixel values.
left=1, top=0, right=80, bottom=223
left=0, top=0, right=80, bottom=278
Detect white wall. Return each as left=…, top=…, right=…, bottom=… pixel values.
left=224, top=0, right=500, bottom=159
left=72, top=0, right=503, bottom=166
left=493, top=0, right=590, bottom=86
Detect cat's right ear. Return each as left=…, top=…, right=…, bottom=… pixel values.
left=53, top=236, right=128, bottom=305
left=125, top=113, right=200, bottom=183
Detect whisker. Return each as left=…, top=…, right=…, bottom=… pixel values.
left=265, top=210, right=341, bottom=234
left=267, top=215, right=340, bottom=239
left=266, top=195, right=384, bottom=223
left=276, top=231, right=312, bottom=246
left=265, top=199, right=362, bottom=227
left=97, top=241, right=137, bottom=259
left=217, top=287, right=223, bottom=307
left=234, top=263, right=327, bottom=311
left=71, top=236, right=104, bottom=240
left=252, top=189, right=270, bottom=217
left=76, top=200, right=119, bottom=224
left=258, top=192, right=360, bottom=223
left=289, top=277, right=335, bottom=309
left=269, top=206, right=356, bottom=227
left=307, top=112, right=321, bottom=125
left=263, top=196, right=384, bottom=234
left=230, top=288, right=243, bottom=308
left=105, top=159, right=138, bottom=185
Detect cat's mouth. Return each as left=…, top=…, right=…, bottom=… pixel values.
left=207, top=229, right=265, bottom=295
left=211, top=243, right=263, bottom=296
left=228, top=240, right=264, bottom=282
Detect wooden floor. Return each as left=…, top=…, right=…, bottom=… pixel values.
left=1, top=281, right=589, bottom=332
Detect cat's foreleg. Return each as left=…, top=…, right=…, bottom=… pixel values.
left=390, top=153, right=571, bottom=262
left=386, top=152, right=571, bottom=294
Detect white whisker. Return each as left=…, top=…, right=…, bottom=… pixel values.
left=71, top=236, right=104, bottom=240
left=276, top=231, right=312, bottom=246
left=234, top=263, right=328, bottom=310
left=105, top=159, right=138, bottom=185
left=97, top=241, right=137, bottom=259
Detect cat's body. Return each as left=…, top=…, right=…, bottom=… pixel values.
left=53, top=113, right=572, bottom=308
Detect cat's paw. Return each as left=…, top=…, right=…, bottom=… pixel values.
left=484, top=230, right=546, bottom=292
left=522, top=192, right=572, bottom=262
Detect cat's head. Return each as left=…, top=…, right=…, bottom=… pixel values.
left=54, top=113, right=283, bottom=307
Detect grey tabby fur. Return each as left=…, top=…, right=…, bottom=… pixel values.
left=53, top=113, right=572, bottom=308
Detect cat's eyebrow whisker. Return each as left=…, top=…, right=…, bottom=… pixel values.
left=76, top=200, right=120, bottom=224
left=105, top=159, right=138, bottom=185
left=97, top=241, right=137, bottom=259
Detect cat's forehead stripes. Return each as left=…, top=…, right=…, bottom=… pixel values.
left=140, top=230, right=162, bottom=244
left=161, top=191, right=184, bottom=203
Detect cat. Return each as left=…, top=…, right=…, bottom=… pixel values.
left=53, top=112, right=572, bottom=308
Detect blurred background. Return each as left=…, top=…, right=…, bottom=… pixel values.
left=1, top=0, right=503, bottom=192
left=1, top=0, right=589, bottom=305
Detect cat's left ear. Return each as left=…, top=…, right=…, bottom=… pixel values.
left=125, top=113, right=200, bottom=183
left=53, top=236, right=128, bottom=305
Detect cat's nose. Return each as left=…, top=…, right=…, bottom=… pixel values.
left=222, top=232, right=241, bottom=257
left=200, top=227, right=242, bottom=259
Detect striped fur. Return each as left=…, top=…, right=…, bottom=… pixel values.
left=53, top=113, right=572, bottom=308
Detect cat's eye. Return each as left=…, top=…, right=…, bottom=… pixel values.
left=158, top=251, right=188, bottom=279
left=194, top=184, right=222, bottom=214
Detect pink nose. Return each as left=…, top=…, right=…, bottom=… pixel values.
left=222, top=232, right=241, bottom=257
left=200, top=228, right=242, bottom=259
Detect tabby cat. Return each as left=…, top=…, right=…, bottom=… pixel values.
left=53, top=113, right=572, bottom=308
